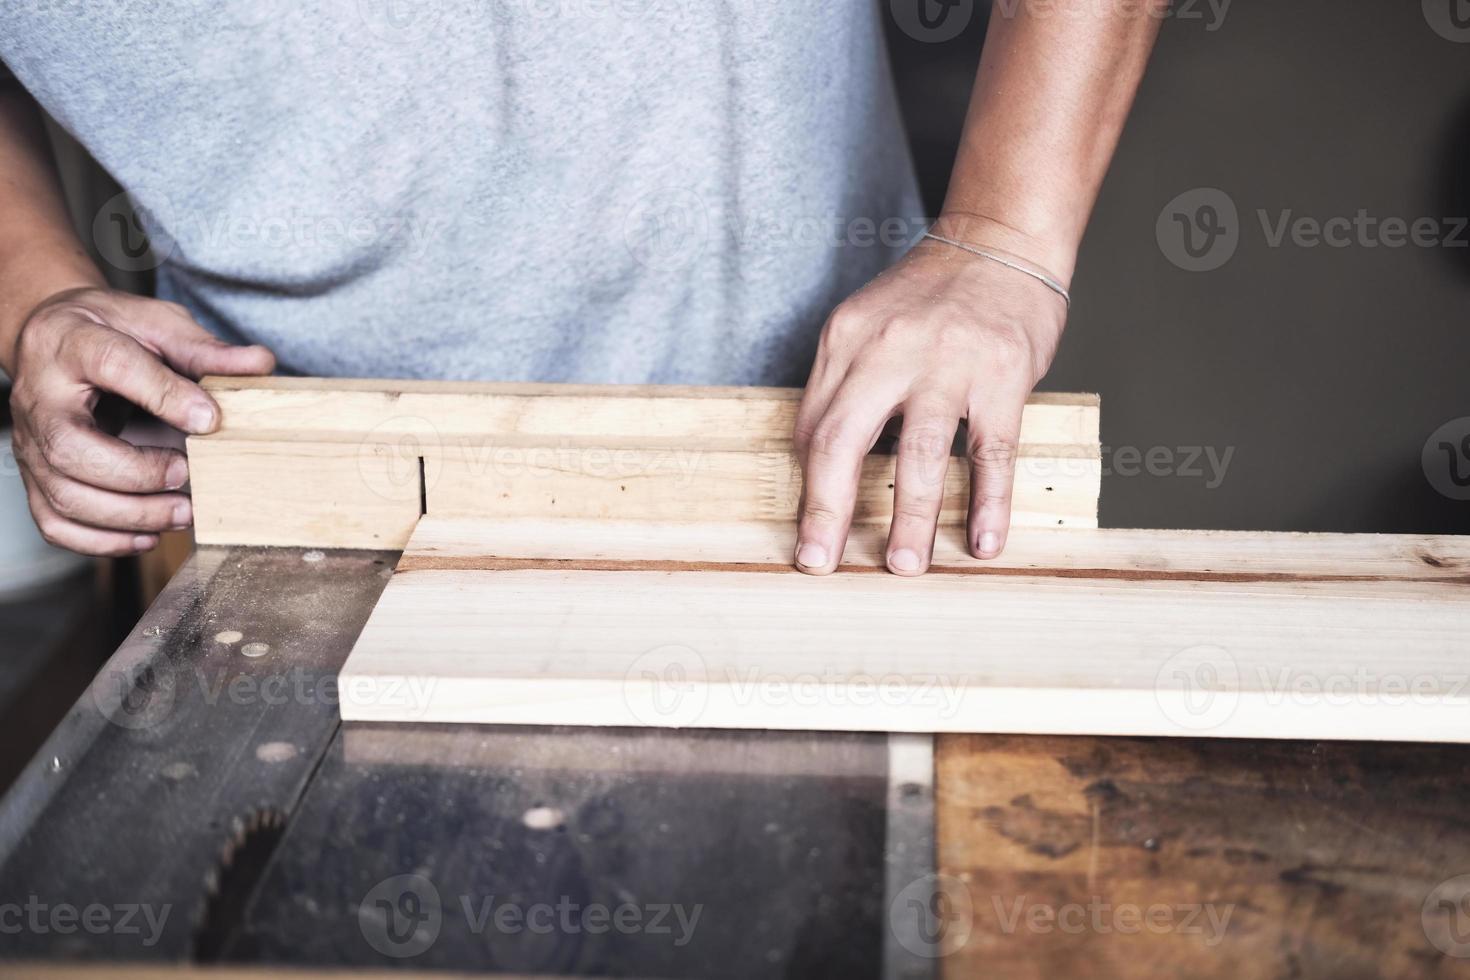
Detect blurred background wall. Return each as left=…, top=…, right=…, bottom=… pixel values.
left=888, top=0, right=1470, bottom=534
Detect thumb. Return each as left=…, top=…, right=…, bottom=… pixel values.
left=144, top=304, right=276, bottom=379
left=171, top=337, right=276, bottom=380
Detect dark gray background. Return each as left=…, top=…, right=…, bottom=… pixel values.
left=889, top=0, right=1470, bottom=534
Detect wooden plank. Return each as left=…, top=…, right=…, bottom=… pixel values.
left=933, top=733, right=1470, bottom=977
left=426, top=447, right=1100, bottom=528
left=339, top=517, right=1470, bottom=739
left=188, top=377, right=1102, bottom=546
left=188, top=438, right=421, bottom=549
left=402, top=516, right=1470, bottom=582
left=200, top=375, right=1101, bottom=449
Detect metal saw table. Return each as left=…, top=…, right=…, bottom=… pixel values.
left=0, top=545, right=937, bottom=978
left=7, top=544, right=1470, bottom=978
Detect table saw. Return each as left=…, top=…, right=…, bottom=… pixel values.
left=8, top=542, right=1470, bottom=978
left=3, top=378, right=1469, bottom=978
left=0, top=543, right=940, bottom=977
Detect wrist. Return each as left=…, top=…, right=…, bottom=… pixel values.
left=928, top=209, right=1079, bottom=287
left=0, top=270, right=106, bottom=378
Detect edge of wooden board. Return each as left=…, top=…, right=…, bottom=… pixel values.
left=399, top=517, right=1470, bottom=583
left=203, top=375, right=1101, bottom=407
left=337, top=678, right=1470, bottom=742
left=197, top=376, right=1102, bottom=449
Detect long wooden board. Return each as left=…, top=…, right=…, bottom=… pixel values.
left=198, top=375, right=1101, bottom=447
left=186, top=377, right=1101, bottom=548
left=338, top=516, right=1470, bottom=740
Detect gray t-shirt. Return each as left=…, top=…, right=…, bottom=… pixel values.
left=1, top=1, right=923, bottom=385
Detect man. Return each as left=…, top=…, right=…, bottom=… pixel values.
left=0, top=0, right=1162, bottom=573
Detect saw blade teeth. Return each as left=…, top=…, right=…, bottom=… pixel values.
left=192, top=805, right=291, bottom=960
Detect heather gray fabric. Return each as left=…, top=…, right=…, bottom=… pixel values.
left=0, top=1, right=923, bottom=385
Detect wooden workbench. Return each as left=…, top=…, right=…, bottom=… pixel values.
left=935, top=734, right=1470, bottom=977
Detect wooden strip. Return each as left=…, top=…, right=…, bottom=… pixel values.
left=425, top=447, right=1100, bottom=528
left=402, top=516, right=1470, bottom=584
left=338, top=518, right=1470, bottom=739
left=187, top=438, right=421, bottom=549
left=201, top=375, right=1101, bottom=449
left=188, top=377, right=1101, bottom=545
left=189, top=438, right=1098, bottom=546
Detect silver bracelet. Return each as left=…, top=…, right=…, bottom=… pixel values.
left=922, top=231, right=1071, bottom=309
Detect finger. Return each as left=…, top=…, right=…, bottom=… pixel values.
left=156, top=310, right=275, bottom=378
left=965, top=386, right=1028, bottom=559
left=794, top=379, right=900, bottom=575
left=794, top=359, right=845, bottom=464
left=23, top=408, right=189, bottom=493
left=793, top=381, right=834, bottom=464
left=167, top=336, right=275, bottom=380
left=886, top=401, right=960, bottom=575
left=33, top=460, right=191, bottom=532
left=793, top=307, right=867, bottom=459
left=21, top=471, right=158, bottom=557
left=113, top=298, right=277, bottom=380
left=64, top=324, right=220, bottom=433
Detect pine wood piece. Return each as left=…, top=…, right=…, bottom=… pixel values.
left=189, top=438, right=421, bottom=549
left=200, top=375, right=1101, bottom=449
left=187, top=377, right=1102, bottom=546
left=339, top=517, right=1470, bottom=740
left=401, top=516, right=1469, bottom=585
left=426, top=447, right=1099, bottom=527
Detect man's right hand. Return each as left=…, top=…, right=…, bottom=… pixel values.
left=8, top=287, right=274, bottom=556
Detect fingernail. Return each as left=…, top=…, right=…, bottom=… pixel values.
left=888, top=548, right=922, bottom=573
left=165, top=457, right=189, bottom=489
left=978, top=532, right=1001, bottom=557
left=133, top=535, right=156, bottom=552
left=187, top=403, right=216, bottom=434
left=172, top=501, right=192, bottom=526
left=795, top=542, right=828, bottom=569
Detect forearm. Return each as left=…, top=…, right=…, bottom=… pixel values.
left=0, top=90, right=106, bottom=376
left=936, top=0, right=1166, bottom=282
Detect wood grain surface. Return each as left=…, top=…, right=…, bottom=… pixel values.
left=199, top=375, right=1100, bottom=448
left=934, top=733, right=1470, bottom=978
left=339, top=517, right=1470, bottom=739
left=186, top=377, right=1101, bottom=548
